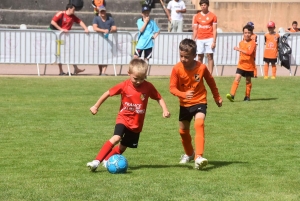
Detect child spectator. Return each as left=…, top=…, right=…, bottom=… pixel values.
left=263, top=21, right=280, bottom=79
left=134, top=5, right=160, bottom=63
left=92, top=0, right=106, bottom=14
left=87, top=58, right=170, bottom=172
left=285, top=21, right=300, bottom=33
left=169, top=38, right=222, bottom=170
left=226, top=25, right=256, bottom=102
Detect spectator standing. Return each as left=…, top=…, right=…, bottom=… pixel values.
left=285, top=21, right=300, bottom=33
left=134, top=5, right=160, bottom=63
left=192, top=0, right=217, bottom=75
left=50, top=3, right=89, bottom=75
left=263, top=21, right=280, bottom=79
left=166, top=0, right=186, bottom=32
left=93, top=5, right=117, bottom=76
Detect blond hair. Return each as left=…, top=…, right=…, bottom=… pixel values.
left=128, top=58, right=148, bottom=75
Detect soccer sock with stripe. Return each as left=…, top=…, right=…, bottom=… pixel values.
left=230, top=80, right=239, bottom=96
left=104, top=145, right=124, bottom=161
left=194, top=118, right=205, bottom=158
left=271, top=64, right=276, bottom=77
left=179, top=129, right=194, bottom=156
left=95, top=141, right=114, bottom=162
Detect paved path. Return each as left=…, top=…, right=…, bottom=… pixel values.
left=0, top=63, right=297, bottom=77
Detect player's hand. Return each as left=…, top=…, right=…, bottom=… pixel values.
left=211, top=42, right=216, bottom=49
left=216, top=98, right=223, bottom=107
left=84, top=28, right=89, bottom=33
left=163, top=111, right=171, bottom=118
left=186, top=91, right=194, bottom=99
left=90, top=106, right=98, bottom=115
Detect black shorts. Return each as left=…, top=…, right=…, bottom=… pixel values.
left=263, top=58, right=277, bottom=64
left=114, top=124, right=140, bottom=148
left=134, top=48, right=153, bottom=59
left=236, top=68, right=254, bottom=77
left=179, top=104, right=207, bottom=122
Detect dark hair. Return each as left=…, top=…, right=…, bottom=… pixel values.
left=292, top=21, right=298, bottom=25
left=66, top=3, right=75, bottom=10
left=179, top=39, right=197, bottom=55
left=200, top=0, right=209, bottom=6
left=243, top=24, right=253, bottom=32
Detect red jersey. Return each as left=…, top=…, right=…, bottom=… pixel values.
left=264, top=32, right=280, bottom=59
left=169, top=61, right=221, bottom=107
left=109, top=79, right=162, bottom=133
left=52, top=11, right=81, bottom=30
left=193, top=12, right=217, bottom=40
left=237, top=40, right=256, bottom=71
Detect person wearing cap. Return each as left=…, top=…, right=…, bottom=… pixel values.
left=134, top=5, right=160, bottom=63
left=92, top=5, right=117, bottom=76
left=285, top=21, right=300, bottom=33
left=192, top=0, right=217, bottom=75
left=263, top=21, right=280, bottom=79
left=246, top=22, right=258, bottom=77
left=50, top=3, right=89, bottom=75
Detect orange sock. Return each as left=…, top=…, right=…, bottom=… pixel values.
left=179, top=129, right=194, bottom=156
left=194, top=118, right=205, bottom=158
left=254, top=66, right=257, bottom=77
left=230, top=80, right=239, bottom=96
left=272, top=64, right=276, bottom=77
left=245, top=82, right=252, bottom=97
left=264, top=63, right=269, bottom=77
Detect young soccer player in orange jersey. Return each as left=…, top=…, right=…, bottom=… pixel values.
left=285, top=21, right=300, bottom=33
left=226, top=24, right=256, bottom=102
left=169, top=38, right=222, bottom=170
left=246, top=22, right=258, bottom=78
left=87, top=58, right=170, bottom=172
left=263, top=21, right=280, bottom=79
left=192, top=0, right=217, bottom=75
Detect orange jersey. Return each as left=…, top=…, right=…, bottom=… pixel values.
left=264, top=32, right=280, bottom=59
left=288, top=27, right=300, bottom=32
left=237, top=40, right=256, bottom=71
left=193, top=12, right=217, bottom=40
left=169, top=61, right=221, bottom=107
left=94, top=0, right=105, bottom=7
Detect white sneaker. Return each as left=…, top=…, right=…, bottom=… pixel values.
left=86, top=160, right=100, bottom=172
left=102, top=160, right=107, bottom=168
left=179, top=152, right=195, bottom=164
left=195, top=157, right=208, bottom=170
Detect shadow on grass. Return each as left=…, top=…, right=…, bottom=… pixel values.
left=129, top=164, right=194, bottom=170
left=250, top=98, right=278, bottom=101
left=201, top=160, right=247, bottom=171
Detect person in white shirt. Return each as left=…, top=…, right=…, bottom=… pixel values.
left=166, top=0, right=186, bottom=32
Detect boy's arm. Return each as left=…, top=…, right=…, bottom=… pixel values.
left=90, top=90, right=110, bottom=115
left=152, top=30, right=160, bottom=39
left=79, top=21, right=89, bottom=33
left=169, top=68, right=186, bottom=99
left=157, top=98, right=170, bottom=118
left=234, top=41, right=256, bottom=55
left=192, top=15, right=197, bottom=40
left=203, top=68, right=222, bottom=107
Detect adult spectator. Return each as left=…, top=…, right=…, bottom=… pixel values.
left=50, top=3, right=89, bottom=75
left=192, top=0, right=217, bottom=75
left=93, top=6, right=117, bottom=76
left=166, top=0, right=186, bottom=32
left=285, top=21, right=300, bottom=33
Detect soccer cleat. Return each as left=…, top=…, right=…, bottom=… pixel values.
left=102, top=160, right=107, bottom=168
left=179, top=152, right=195, bottom=164
left=226, top=94, right=234, bottom=102
left=264, top=76, right=269, bottom=79
left=87, top=160, right=100, bottom=172
left=244, top=96, right=250, bottom=101
left=195, top=157, right=208, bottom=170
left=271, top=76, right=276, bottom=79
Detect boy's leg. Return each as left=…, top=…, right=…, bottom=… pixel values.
left=207, top=53, right=214, bottom=74
left=264, top=62, right=269, bottom=79
left=271, top=63, right=277, bottom=78
left=245, top=77, right=252, bottom=101
left=194, top=113, right=208, bottom=169
left=227, top=73, right=241, bottom=101
left=104, top=145, right=126, bottom=161
left=254, top=66, right=257, bottom=77
left=179, top=120, right=194, bottom=163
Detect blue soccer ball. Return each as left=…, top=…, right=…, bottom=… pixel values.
left=107, top=154, right=128, bottom=174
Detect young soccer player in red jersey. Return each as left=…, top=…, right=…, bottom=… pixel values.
left=264, top=21, right=280, bottom=79
left=169, top=38, right=222, bottom=170
left=226, top=24, right=256, bottom=102
left=246, top=22, right=258, bottom=78
left=87, top=58, right=170, bottom=172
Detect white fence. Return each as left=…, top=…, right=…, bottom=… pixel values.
left=0, top=29, right=299, bottom=76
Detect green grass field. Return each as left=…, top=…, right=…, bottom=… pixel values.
left=0, top=76, right=299, bottom=201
